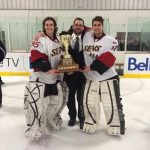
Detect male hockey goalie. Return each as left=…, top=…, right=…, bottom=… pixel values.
left=24, top=17, right=68, bottom=140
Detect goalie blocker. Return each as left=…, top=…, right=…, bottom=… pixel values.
left=82, top=79, right=125, bottom=135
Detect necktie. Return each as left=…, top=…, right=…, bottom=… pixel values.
left=74, top=36, right=79, bottom=52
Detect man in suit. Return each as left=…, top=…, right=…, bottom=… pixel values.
left=64, top=18, right=86, bottom=128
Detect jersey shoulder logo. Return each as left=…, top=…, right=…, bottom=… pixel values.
left=32, top=41, right=40, bottom=48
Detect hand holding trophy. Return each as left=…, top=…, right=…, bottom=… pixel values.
left=57, top=31, right=80, bottom=72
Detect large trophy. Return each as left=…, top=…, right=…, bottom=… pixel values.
left=57, top=31, right=79, bottom=72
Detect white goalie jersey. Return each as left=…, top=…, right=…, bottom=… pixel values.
left=83, top=31, right=118, bottom=81
left=30, top=36, right=64, bottom=84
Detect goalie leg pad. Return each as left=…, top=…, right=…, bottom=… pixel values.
left=46, top=82, right=66, bottom=130
left=82, top=80, right=100, bottom=133
left=24, top=81, right=47, bottom=140
left=101, top=79, right=125, bottom=135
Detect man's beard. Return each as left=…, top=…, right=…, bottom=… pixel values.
left=74, top=29, right=82, bottom=35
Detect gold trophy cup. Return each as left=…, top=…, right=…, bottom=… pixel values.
left=58, top=32, right=79, bottom=72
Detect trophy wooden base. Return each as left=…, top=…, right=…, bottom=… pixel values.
left=57, top=64, right=80, bottom=73
left=57, top=58, right=80, bottom=73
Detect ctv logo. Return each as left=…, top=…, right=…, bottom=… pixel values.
left=128, top=57, right=150, bottom=71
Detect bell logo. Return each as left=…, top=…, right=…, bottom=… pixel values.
left=128, top=57, right=150, bottom=71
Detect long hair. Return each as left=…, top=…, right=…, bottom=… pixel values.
left=42, top=17, right=58, bottom=39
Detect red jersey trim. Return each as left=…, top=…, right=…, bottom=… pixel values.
left=98, top=51, right=116, bottom=68
left=31, top=50, right=48, bottom=63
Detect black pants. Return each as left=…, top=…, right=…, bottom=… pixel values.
left=64, top=72, right=85, bottom=121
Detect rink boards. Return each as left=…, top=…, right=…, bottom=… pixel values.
left=0, top=53, right=150, bottom=78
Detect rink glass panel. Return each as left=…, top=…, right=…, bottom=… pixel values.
left=127, top=17, right=150, bottom=52
left=0, top=15, right=150, bottom=52
left=0, top=16, right=109, bottom=52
